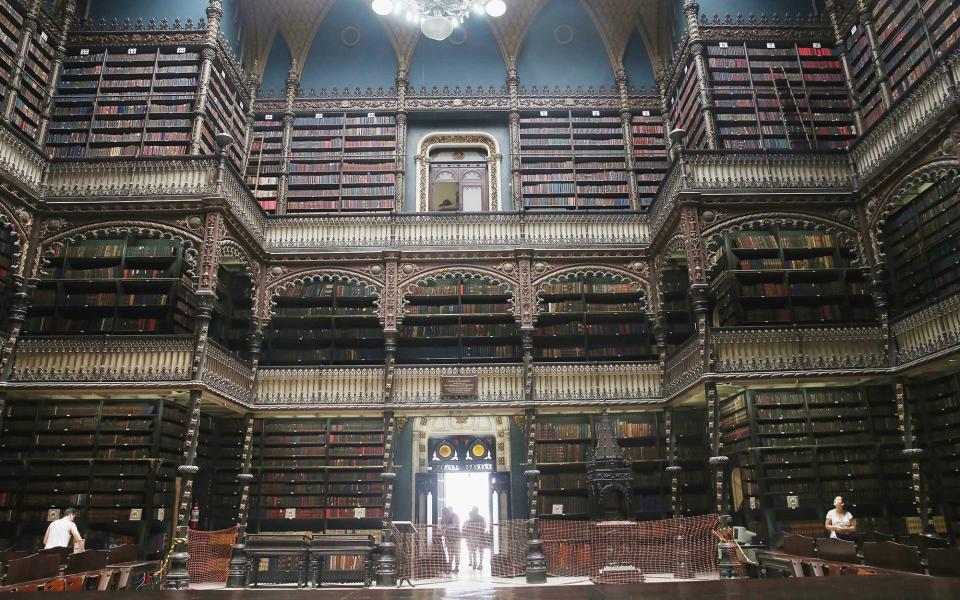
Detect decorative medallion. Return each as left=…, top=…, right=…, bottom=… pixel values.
left=554, top=24, right=574, bottom=45
left=340, top=26, right=360, bottom=47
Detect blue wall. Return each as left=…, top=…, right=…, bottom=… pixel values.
left=220, top=0, right=240, bottom=52
left=623, top=30, right=655, bottom=90
left=518, top=0, right=613, bottom=90
left=393, top=420, right=413, bottom=522
left=697, top=0, right=819, bottom=18
left=261, top=34, right=293, bottom=93
left=89, top=0, right=208, bottom=23
left=408, top=17, right=506, bottom=90
left=509, top=417, right=528, bottom=519
left=300, top=0, right=396, bottom=93
left=405, top=115, right=511, bottom=212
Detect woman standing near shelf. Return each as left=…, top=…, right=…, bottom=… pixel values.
left=825, top=496, right=856, bottom=541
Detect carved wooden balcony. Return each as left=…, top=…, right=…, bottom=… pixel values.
left=393, top=364, right=524, bottom=406
left=10, top=335, right=194, bottom=382
left=532, top=362, right=661, bottom=405
left=663, top=335, right=705, bottom=399
left=0, top=123, right=46, bottom=195
left=201, top=341, right=254, bottom=403
left=709, top=325, right=888, bottom=374
left=892, top=293, right=960, bottom=366
left=256, top=366, right=385, bottom=406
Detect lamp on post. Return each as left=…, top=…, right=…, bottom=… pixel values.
left=524, top=467, right=546, bottom=584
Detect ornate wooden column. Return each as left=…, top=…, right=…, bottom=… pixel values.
left=616, top=62, right=640, bottom=210
left=395, top=66, right=408, bottom=211
left=679, top=203, right=711, bottom=373
left=682, top=1, right=719, bottom=149
left=226, top=413, right=255, bottom=588
left=1, top=211, right=42, bottom=382
left=517, top=250, right=535, bottom=403
left=523, top=408, right=546, bottom=583
left=706, top=381, right=728, bottom=516
left=164, top=209, right=223, bottom=589
left=239, top=76, right=259, bottom=176
left=825, top=0, right=866, bottom=134
left=1, top=0, right=40, bottom=122
left=895, top=381, right=932, bottom=533
left=189, top=0, right=223, bottom=154
left=376, top=411, right=398, bottom=586
left=36, top=0, right=76, bottom=145
left=275, top=64, right=298, bottom=215
left=507, top=65, right=522, bottom=210
left=857, top=0, right=893, bottom=108
left=664, top=408, right=682, bottom=517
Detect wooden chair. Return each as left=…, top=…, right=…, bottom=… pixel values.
left=14, top=582, right=43, bottom=592
left=107, top=544, right=138, bottom=565
left=43, top=577, right=66, bottom=591
left=926, top=548, right=960, bottom=577
left=856, top=532, right=895, bottom=544
left=4, top=553, right=61, bottom=585
left=815, top=537, right=858, bottom=564
left=782, top=533, right=818, bottom=558
left=97, top=569, right=118, bottom=591
left=37, top=546, right=72, bottom=565
left=898, top=534, right=951, bottom=557
left=862, top=541, right=923, bottom=574
left=65, top=550, right=108, bottom=575
left=64, top=574, right=91, bottom=590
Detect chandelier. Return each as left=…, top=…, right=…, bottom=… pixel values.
left=371, top=0, right=507, bottom=41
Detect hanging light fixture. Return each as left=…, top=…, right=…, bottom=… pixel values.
left=371, top=0, right=508, bottom=41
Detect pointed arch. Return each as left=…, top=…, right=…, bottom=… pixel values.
left=533, top=266, right=653, bottom=319
left=488, top=0, right=548, bottom=70
left=265, top=268, right=383, bottom=321
left=398, top=267, right=518, bottom=327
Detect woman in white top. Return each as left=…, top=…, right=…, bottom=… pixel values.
left=825, top=496, right=856, bottom=541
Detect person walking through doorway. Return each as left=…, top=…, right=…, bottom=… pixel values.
left=439, top=506, right=461, bottom=572
left=462, top=506, right=486, bottom=570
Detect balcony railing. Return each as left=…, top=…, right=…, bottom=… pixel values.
left=892, top=293, right=960, bottom=365
left=393, top=365, right=524, bottom=405
left=0, top=123, right=46, bottom=194
left=532, top=362, right=661, bottom=403
left=663, top=335, right=704, bottom=398
left=710, top=325, right=887, bottom=373
left=256, top=366, right=385, bottom=406
left=201, top=342, right=254, bottom=402
left=10, top=335, right=194, bottom=382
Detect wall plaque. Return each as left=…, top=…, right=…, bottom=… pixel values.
left=441, top=375, right=478, bottom=396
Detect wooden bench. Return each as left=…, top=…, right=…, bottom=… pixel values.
left=863, top=541, right=924, bottom=574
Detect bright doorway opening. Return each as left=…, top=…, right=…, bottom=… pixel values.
left=438, top=471, right=495, bottom=579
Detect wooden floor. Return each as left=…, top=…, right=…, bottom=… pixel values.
left=74, top=577, right=960, bottom=598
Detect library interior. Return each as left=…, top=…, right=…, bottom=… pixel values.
left=0, top=0, right=957, bottom=597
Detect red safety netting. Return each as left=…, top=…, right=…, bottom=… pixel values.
left=186, top=526, right=237, bottom=585
left=540, top=514, right=721, bottom=583
left=393, top=520, right=528, bottom=582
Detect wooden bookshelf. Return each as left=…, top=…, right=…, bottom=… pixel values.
left=14, top=12, right=55, bottom=141
left=631, top=110, right=668, bottom=209
left=518, top=110, right=630, bottom=210
left=658, top=253, right=694, bottom=351
left=534, top=274, right=654, bottom=362
left=710, top=225, right=875, bottom=326
left=907, top=374, right=960, bottom=535
left=248, top=111, right=397, bottom=214
left=398, top=276, right=519, bottom=364
left=883, top=170, right=960, bottom=313
left=668, top=58, right=707, bottom=150
left=843, top=17, right=885, bottom=129
left=200, top=55, right=248, bottom=168
left=0, top=1, right=24, bottom=110
left=619, top=413, right=669, bottom=519
left=209, top=263, right=253, bottom=360
left=673, top=408, right=710, bottom=516
left=720, top=387, right=915, bottom=536
left=248, top=417, right=385, bottom=534
left=195, top=416, right=245, bottom=530
left=24, top=235, right=194, bottom=335
left=263, top=280, right=384, bottom=366
left=871, top=0, right=932, bottom=102
left=48, top=44, right=201, bottom=158
left=535, top=415, right=592, bottom=519
left=706, top=40, right=856, bottom=150
left=0, top=225, right=15, bottom=336
left=0, top=398, right=187, bottom=556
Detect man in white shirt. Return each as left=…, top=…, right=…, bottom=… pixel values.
left=825, top=496, right=856, bottom=541
left=43, top=507, right=83, bottom=550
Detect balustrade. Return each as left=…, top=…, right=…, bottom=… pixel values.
left=663, top=335, right=704, bottom=399
left=256, top=366, right=384, bottom=406
left=201, top=342, right=254, bottom=402
left=892, top=293, right=960, bottom=365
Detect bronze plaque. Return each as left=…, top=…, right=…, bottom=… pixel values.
left=441, top=375, right=478, bottom=396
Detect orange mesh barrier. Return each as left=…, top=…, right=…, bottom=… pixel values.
left=186, top=526, right=237, bottom=585
left=393, top=520, right=528, bottom=582
left=540, top=515, right=721, bottom=583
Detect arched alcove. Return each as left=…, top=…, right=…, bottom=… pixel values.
left=261, top=33, right=294, bottom=92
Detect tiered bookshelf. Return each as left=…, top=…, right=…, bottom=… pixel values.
left=200, top=56, right=247, bottom=168
left=249, top=417, right=385, bottom=534
left=884, top=171, right=960, bottom=313
left=710, top=226, right=875, bottom=326
left=720, top=387, right=914, bottom=535
left=673, top=408, right=710, bottom=516
left=0, top=398, right=187, bottom=556
left=535, top=415, right=592, bottom=519
left=871, top=0, right=932, bottom=101
left=24, top=235, right=194, bottom=335
left=658, top=253, right=694, bottom=350
left=209, top=263, right=253, bottom=359
left=619, top=413, right=669, bottom=519
left=668, top=59, right=707, bottom=149
left=0, top=1, right=24, bottom=110
left=706, top=40, right=855, bottom=150
left=14, top=15, right=55, bottom=141
left=245, top=113, right=283, bottom=212
left=843, top=17, right=885, bottom=129
left=263, top=280, right=384, bottom=366
left=534, top=275, right=654, bottom=362
left=195, top=416, right=245, bottom=530
left=907, top=374, right=960, bottom=534
left=0, top=225, right=15, bottom=333
left=631, top=110, right=668, bottom=209
left=518, top=110, right=630, bottom=210
left=398, top=277, right=519, bottom=364
left=48, top=45, right=201, bottom=158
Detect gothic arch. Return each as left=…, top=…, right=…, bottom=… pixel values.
left=533, top=266, right=653, bottom=320
left=398, top=267, right=518, bottom=325
left=218, top=238, right=259, bottom=310
left=653, top=233, right=688, bottom=314
left=34, top=221, right=201, bottom=284
left=702, top=214, right=864, bottom=278
left=415, top=132, right=502, bottom=212
left=869, top=159, right=960, bottom=260
left=265, top=268, right=383, bottom=322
